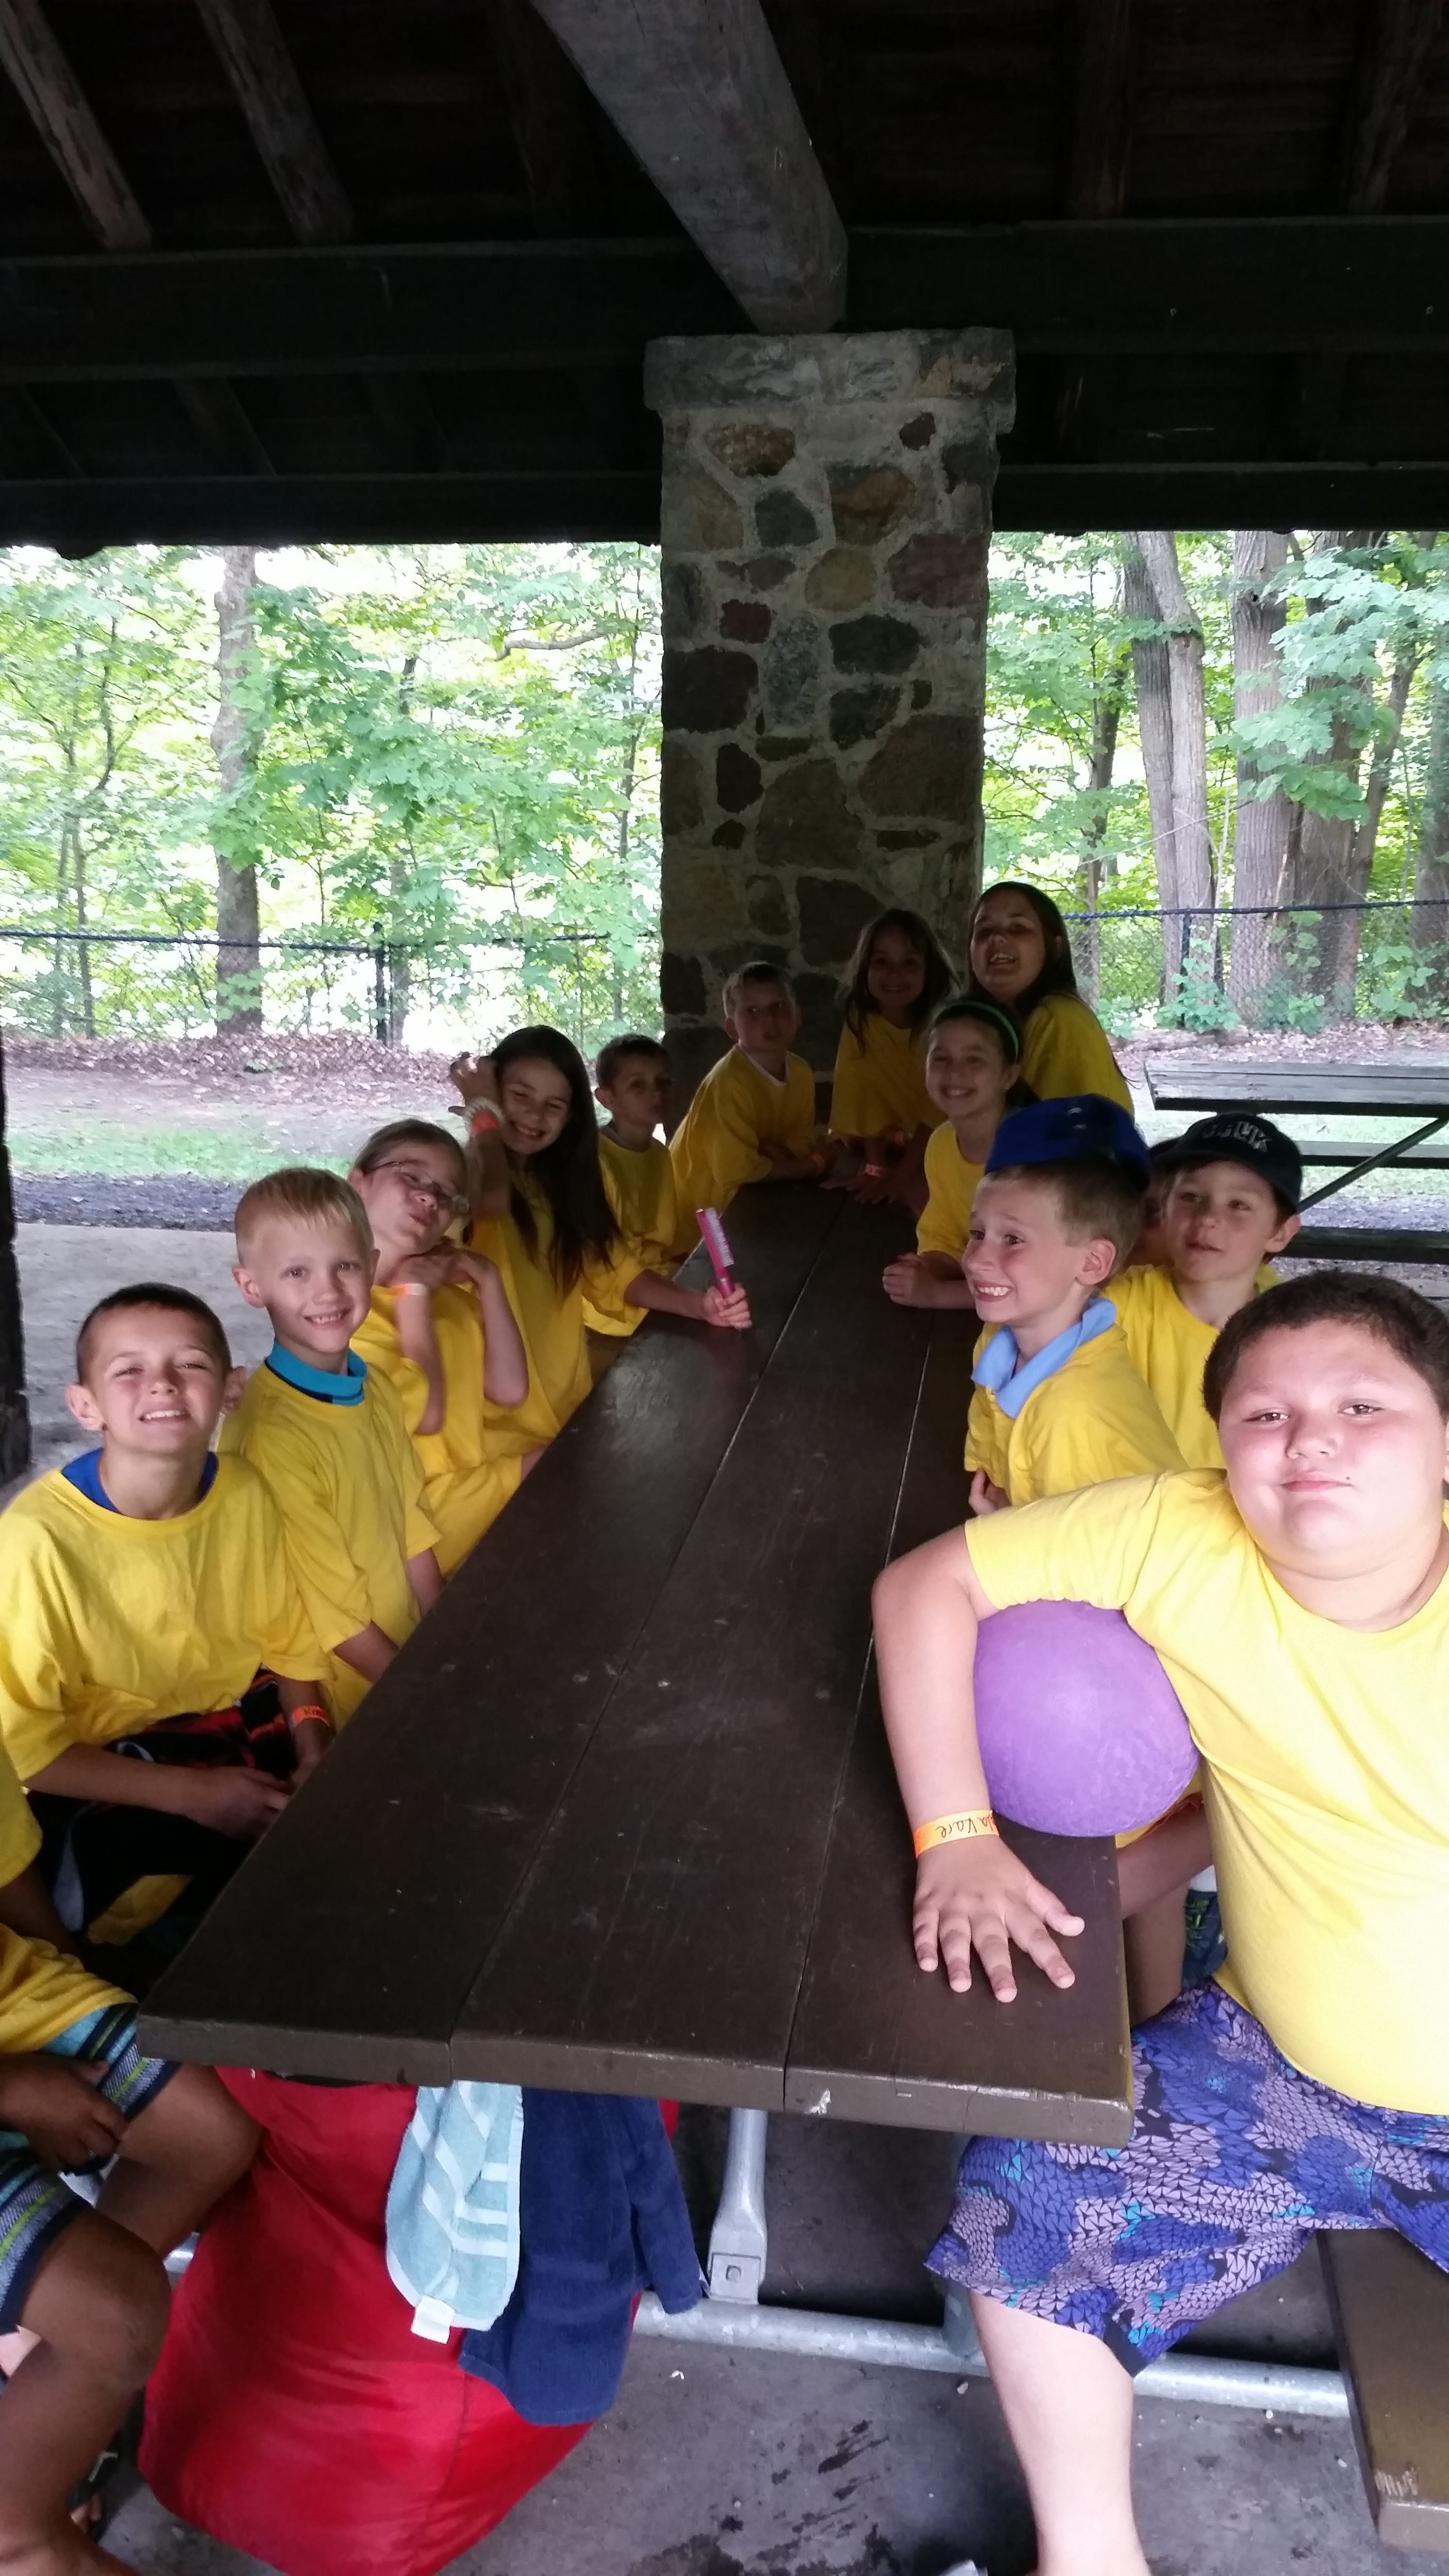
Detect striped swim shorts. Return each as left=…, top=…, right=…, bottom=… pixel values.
left=0, top=2000, right=176, bottom=2331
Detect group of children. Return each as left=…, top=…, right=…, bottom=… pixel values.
left=0, top=883, right=1442, bottom=2575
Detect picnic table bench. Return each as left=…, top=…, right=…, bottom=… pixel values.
left=1144, top=1058, right=1449, bottom=1264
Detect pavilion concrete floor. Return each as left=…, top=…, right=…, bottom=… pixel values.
left=10, top=1227, right=1441, bottom=2576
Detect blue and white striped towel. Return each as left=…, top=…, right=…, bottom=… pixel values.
left=385, top=2082, right=524, bottom=2341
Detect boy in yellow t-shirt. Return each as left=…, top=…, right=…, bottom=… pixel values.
left=872, top=1270, right=1449, bottom=2576
left=667, top=963, right=827, bottom=1257
left=1109, top=1112, right=1302, bottom=1467
left=586, top=1033, right=681, bottom=1337
left=224, top=1168, right=444, bottom=1724
left=0, top=1736, right=259, bottom=2572
left=0, top=1284, right=328, bottom=1951
left=963, top=1095, right=1183, bottom=1513
left=883, top=997, right=1021, bottom=1311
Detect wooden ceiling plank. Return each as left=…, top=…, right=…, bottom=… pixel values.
left=173, top=374, right=275, bottom=475
left=193, top=0, right=353, bottom=246
left=488, top=0, right=597, bottom=234
left=0, top=0, right=151, bottom=249
left=1065, top=0, right=1135, bottom=218
left=523, top=0, right=845, bottom=330
left=1339, top=0, right=1445, bottom=210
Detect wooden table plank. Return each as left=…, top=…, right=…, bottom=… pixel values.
left=784, top=1311, right=1132, bottom=2141
left=448, top=1195, right=930, bottom=2108
left=1321, top=2231, right=1449, bottom=2549
left=138, top=1183, right=842, bottom=2082
left=1145, top=1060, right=1449, bottom=1118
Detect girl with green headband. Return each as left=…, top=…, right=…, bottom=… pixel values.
left=883, top=998, right=1026, bottom=1309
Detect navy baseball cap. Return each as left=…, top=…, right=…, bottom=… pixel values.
left=985, top=1094, right=1153, bottom=1189
left=1154, top=1112, right=1303, bottom=1213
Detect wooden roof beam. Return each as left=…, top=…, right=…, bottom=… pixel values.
left=523, top=0, right=845, bottom=331
left=193, top=0, right=352, bottom=245
left=1064, top=0, right=1135, bottom=218
left=1339, top=0, right=1445, bottom=210
left=0, top=0, right=150, bottom=248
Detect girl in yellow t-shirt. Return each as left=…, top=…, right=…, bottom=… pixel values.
left=966, top=879, right=1132, bottom=1111
left=883, top=997, right=1023, bottom=1311
left=829, top=906, right=955, bottom=1207
left=348, top=1119, right=534, bottom=1575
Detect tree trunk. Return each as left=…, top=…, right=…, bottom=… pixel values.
left=212, top=545, right=262, bottom=1032
left=1228, top=530, right=1290, bottom=1018
left=1077, top=640, right=1131, bottom=1001
left=0, top=1025, right=31, bottom=1482
left=1413, top=674, right=1449, bottom=998
left=1281, top=531, right=1380, bottom=1015
left=1122, top=536, right=1178, bottom=991
left=1135, top=530, right=1214, bottom=1006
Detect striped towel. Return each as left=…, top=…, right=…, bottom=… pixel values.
left=385, top=2082, right=524, bottom=2341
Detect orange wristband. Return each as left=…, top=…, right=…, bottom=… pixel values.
left=468, top=1103, right=501, bottom=1136
left=288, top=1703, right=332, bottom=1733
left=913, top=1809, right=998, bottom=1857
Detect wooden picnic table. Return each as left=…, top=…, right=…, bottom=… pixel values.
left=140, top=1184, right=1131, bottom=2149
left=1144, top=1056, right=1449, bottom=1263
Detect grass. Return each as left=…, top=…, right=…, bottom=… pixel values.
left=10, top=1124, right=349, bottom=1181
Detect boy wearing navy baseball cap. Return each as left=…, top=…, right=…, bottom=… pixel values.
left=1109, top=1112, right=1302, bottom=1469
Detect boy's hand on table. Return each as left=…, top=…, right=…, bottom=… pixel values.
left=172, top=1769, right=292, bottom=1839
left=0, top=2055, right=126, bottom=2170
left=883, top=1254, right=936, bottom=1306
left=913, top=1839, right=1085, bottom=2002
left=702, top=1282, right=753, bottom=1330
left=968, top=1469, right=1010, bottom=1516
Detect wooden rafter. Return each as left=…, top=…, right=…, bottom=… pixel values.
left=1064, top=0, right=1135, bottom=219
left=0, top=0, right=150, bottom=248
left=489, top=0, right=596, bottom=234
left=524, top=0, right=845, bottom=330
left=1339, top=0, right=1445, bottom=210
left=193, top=0, right=352, bottom=245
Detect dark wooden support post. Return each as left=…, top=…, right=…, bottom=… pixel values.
left=0, top=1026, right=31, bottom=1484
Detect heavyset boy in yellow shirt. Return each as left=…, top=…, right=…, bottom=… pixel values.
left=219, top=1359, right=439, bottom=1723
left=965, top=1315, right=1185, bottom=1502
left=667, top=1046, right=817, bottom=1256
left=829, top=1014, right=943, bottom=1144
left=353, top=1281, right=522, bottom=1574
left=916, top=1122, right=986, bottom=1265
left=965, top=1465, right=1449, bottom=2114
left=0, top=1739, right=126, bottom=2054
left=1019, top=990, right=1132, bottom=1111
left=0, top=1456, right=323, bottom=1782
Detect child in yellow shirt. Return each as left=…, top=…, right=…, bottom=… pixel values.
left=871, top=1272, right=1449, bottom=2576
left=458, top=1026, right=749, bottom=1454
left=590, top=1035, right=680, bottom=1331
left=0, top=1285, right=328, bottom=1950
left=0, top=1735, right=258, bottom=2573
left=967, top=879, right=1132, bottom=1109
left=666, top=963, right=827, bottom=1257
left=1109, top=1112, right=1302, bottom=1467
left=348, top=1119, right=532, bottom=1572
left=883, top=997, right=1022, bottom=1311
left=224, top=1168, right=444, bottom=1723
left=829, top=907, right=953, bottom=1204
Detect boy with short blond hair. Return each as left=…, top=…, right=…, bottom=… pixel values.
left=224, top=1167, right=443, bottom=1724
left=666, top=964, right=828, bottom=1258
left=873, top=1271, right=1449, bottom=2576
left=0, top=1284, right=328, bottom=1950
left=1109, top=1111, right=1302, bottom=1467
left=964, top=1095, right=1184, bottom=1516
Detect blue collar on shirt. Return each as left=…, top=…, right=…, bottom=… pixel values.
left=62, top=1448, right=219, bottom=1513
left=265, top=1343, right=368, bottom=1405
left=971, top=1294, right=1115, bottom=1420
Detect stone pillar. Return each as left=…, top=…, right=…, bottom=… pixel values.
left=644, top=329, right=1015, bottom=1095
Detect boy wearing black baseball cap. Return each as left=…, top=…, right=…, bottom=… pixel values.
left=1110, top=1113, right=1302, bottom=1468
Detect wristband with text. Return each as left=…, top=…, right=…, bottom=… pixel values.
left=288, top=1703, right=333, bottom=1734
left=913, top=1809, right=998, bottom=1857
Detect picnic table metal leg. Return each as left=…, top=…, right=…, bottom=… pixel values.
left=707, top=2107, right=770, bottom=2303
left=1298, top=1110, right=1449, bottom=1210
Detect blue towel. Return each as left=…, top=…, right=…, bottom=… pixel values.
left=385, top=2081, right=524, bottom=2339
left=458, top=2092, right=703, bottom=2424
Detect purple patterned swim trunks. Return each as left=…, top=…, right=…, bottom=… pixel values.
left=930, top=1979, right=1449, bottom=2374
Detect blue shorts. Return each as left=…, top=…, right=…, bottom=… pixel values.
left=0, top=2002, right=176, bottom=2332
left=930, top=1979, right=1449, bottom=2375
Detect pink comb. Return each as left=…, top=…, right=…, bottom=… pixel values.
left=696, top=1206, right=737, bottom=1294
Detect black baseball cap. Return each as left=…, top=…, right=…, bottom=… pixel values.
left=1154, top=1113, right=1303, bottom=1213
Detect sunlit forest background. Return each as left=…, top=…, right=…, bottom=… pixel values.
left=3, top=530, right=1449, bottom=1053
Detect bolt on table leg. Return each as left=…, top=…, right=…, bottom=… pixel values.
left=707, top=2107, right=770, bottom=2303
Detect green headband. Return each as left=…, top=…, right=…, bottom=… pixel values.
left=927, top=996, right=1023, bottom=1065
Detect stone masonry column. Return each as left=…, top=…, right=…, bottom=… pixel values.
left=644, top=329, right=1015, bottom=1097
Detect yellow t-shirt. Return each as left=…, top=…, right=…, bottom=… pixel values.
left=966, top=1471, right=1449, bottom=2114
left=916, top=1122, right=986, bottom=1263
left=1108, top=1264, right=1281, bottom=1471
left=470, top=1178, right=642, bottom=1453
left=829, top=1016, right=943, bottom=1143
left=668, top=1047, right=818, bottom=1256
left=352, top=1284, right=522, bottom=1578
left=219, top=1362, right=439, bottom=1724
left=0, top=1457, right=323, bottom=1782
left=1020, top=992, right=1132, bottom=1111
left=0, top=1739, right=129, bottom=2054
left=965, top=1318, right=1185, bottom=1502
left=586, top=1134, right=679, bottom=1339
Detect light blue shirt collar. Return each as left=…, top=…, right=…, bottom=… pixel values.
left=971, top=1295, right=1115, bottom=1420
left=265, top=1343, right=368, bottom=1406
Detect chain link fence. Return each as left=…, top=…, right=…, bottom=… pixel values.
left=1062, top=899, right=1449, bottom=1038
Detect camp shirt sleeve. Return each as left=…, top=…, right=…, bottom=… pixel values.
left=0, top=1742, right=41, bottom=1885
left=966, top=1472, right=1171, bottom=1611
left=829, top=1026, right=872, bottom=1138
left=0, top=1515, right=83, bottom=1780
left=1023, top=994, right=1132, bottom=1110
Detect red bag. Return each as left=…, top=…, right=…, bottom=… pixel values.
left=140, top=2069, right=590, bottom=2576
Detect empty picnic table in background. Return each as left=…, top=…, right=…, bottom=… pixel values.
left=1144, top=1056, right=1449, bottom=1266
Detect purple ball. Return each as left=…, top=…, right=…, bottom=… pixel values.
left=974, top=1601, right=1196, bottom=1837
